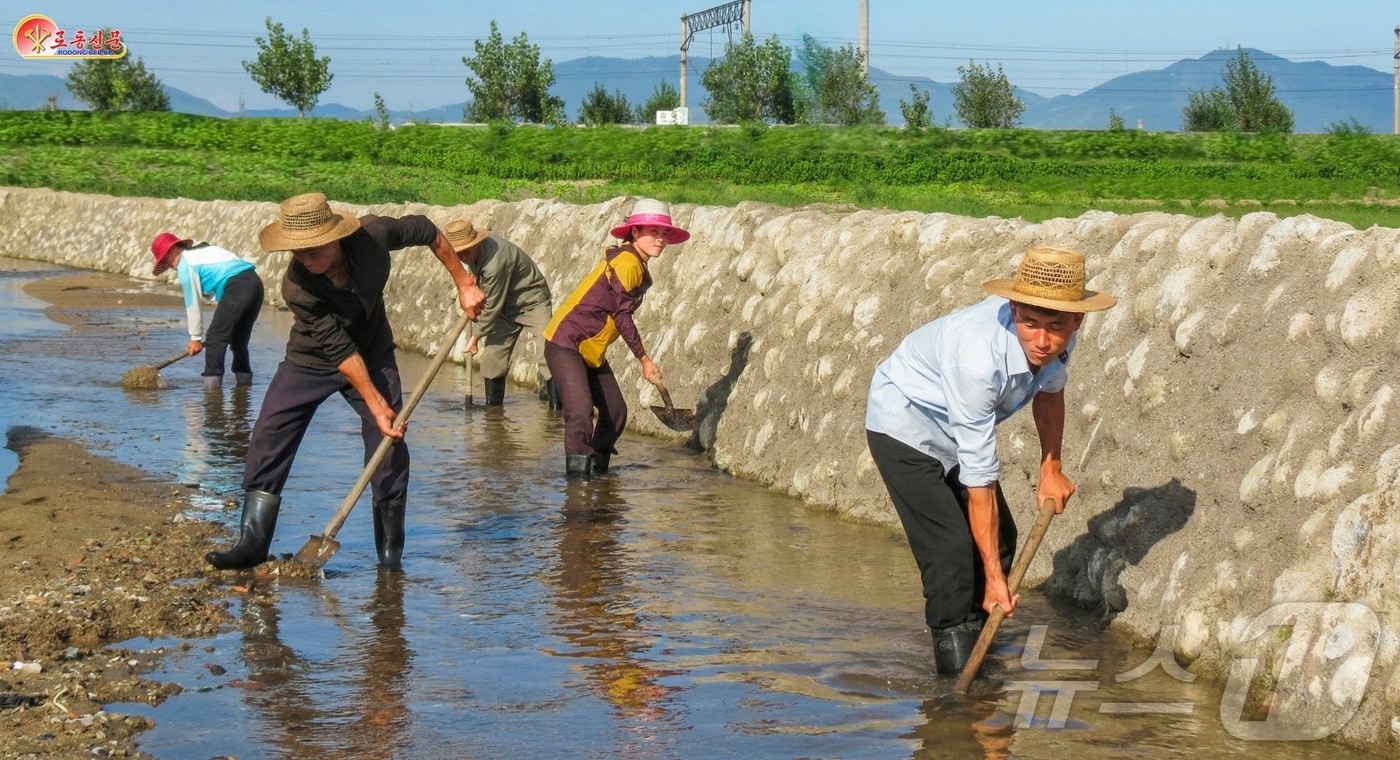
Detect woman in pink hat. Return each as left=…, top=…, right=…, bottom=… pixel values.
left=150, top=232, right=265, bottom=391
left=542, top=198, right=690, bottom=479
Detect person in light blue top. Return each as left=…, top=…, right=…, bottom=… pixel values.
left=151, top=232, right=265, bottom=390
left=865, top=245, right=1116, bottom=675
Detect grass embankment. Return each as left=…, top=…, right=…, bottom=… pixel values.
left=3, top=111, right=1400, bottom=228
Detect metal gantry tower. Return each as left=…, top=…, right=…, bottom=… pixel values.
left=680, top=0, right=751, bottom=109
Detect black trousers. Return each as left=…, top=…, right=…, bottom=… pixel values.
left=202, top=269, right=264, bottom=378
left=242, top=356, right=407, bottom=503
left=544, top=341, right=626, bottom=457
left=866, top=430, right=1017, bottom=630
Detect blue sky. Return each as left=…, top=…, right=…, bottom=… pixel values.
left=8, top=1, right=1400, bottom=112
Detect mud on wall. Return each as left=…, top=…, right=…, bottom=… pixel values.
left=1, top=185, right=1398, bottom=748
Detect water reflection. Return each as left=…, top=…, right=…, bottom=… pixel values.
left=907, top=696, right=1016, bottom=760
left=546, top=478, right=683, bottom=730
left=233, top=590, right=317, bottom=757
left=173, top=384, right=255, bottom=509
left=345, top=571, right=413, bottom=756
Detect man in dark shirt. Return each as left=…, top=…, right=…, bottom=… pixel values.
left=205, top=192, right=485, bottom=571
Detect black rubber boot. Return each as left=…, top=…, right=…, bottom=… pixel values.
left=484, top=376, right=506, bottom=406
left=234, top=372, right=253, bottom=386
left=544, top=379, right=562, bottom=411
left=373, top=499, right=406, bottom=571
left=592, top=447, right=615, bottom=474
left=205, top=490, right=281, bottom=570
left=931, top=620, right=984, bottom=675
left=565, top=454, right=593, bottom=480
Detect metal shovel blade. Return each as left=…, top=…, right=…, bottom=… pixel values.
left=649, top=380, right=697, bottom=432
left=292, top=534, right=341, bottom=570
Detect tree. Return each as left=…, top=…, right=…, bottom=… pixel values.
left=242, top=17, right=333, bottom=117
left=899, top=83, right=932, bottom=130
left=372, top=92, right=391, bottom=129
left=794, top=35, right=883, bottom=126
left=1107, top=108, right=1126, bottom=132
left=635, top=80, right=680, bottom=124
left=1181, top=48, right=1293, bottom=133
left=1181, top=89, right=1232, bottom=132
left=578, top=83, right=633, bottom=125
left=462, top=20, right=565, bottom=125
left=65, top=36, right=169, bottom=112
left=700, top=33, right=797, bottom=124
left=952, top=60, right=1024, bottom=128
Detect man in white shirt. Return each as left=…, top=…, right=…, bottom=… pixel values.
left=865, top=245, right=1116, bottom=674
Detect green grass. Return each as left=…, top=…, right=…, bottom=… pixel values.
left=4, top=111, right=1400, bottom=228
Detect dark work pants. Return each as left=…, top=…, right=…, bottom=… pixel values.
left=202, top=270, right=264, bottom=378
left=866, top=430, right=1017, bottom=631
left=242, top=357, right=408, bottom=504
left=544, top=341, right=626, bottom=457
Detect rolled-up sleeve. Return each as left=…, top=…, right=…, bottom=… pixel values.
left=944, top=363, right=1003, bottom=487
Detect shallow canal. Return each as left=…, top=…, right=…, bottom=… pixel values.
left=0, top=259, right=1384, bottom=759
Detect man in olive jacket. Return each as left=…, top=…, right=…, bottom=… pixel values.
left=445, top=218, right=556, bottom=408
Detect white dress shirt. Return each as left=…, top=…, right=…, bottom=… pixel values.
left=865, top=296, right=1072, bottom=487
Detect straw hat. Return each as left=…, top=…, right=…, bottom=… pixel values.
left=258, top=192, right=361, bottom=252
left=444, top=219, right=489, bottom=253
left=982, top=246, right=1116, bottom=313
left=150, top=231, right=191, bottom=275
left=610, top=198, right=690, bottom=244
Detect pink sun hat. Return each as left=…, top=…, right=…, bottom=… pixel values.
left=609, top=198, right=690, bottom=244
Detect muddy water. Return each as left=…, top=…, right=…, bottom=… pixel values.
left=0, top=260, right=1383, bottom=759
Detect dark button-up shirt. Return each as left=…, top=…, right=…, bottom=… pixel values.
left=281, top=214, right=440, bottom=372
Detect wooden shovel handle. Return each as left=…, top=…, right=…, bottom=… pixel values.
left=648, top=377, right=676, bottom=411
left=955, top=496, right=1059, bottom=694
left=315, top=311, right=473, bottom=542
left=154, top=350, right=190, bottom=370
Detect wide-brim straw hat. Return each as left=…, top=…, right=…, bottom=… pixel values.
left=444, top=219, right=489, bottom=253
left=982, top=246, right=1117, bottom=313
left=258, top=192, right=361, bottom=252
left=150, top=231, right=191, bottom=275
left=610, top=198, right=690, bottom=244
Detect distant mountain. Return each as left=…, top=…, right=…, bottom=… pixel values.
left=0, top=48, right=1389, bottom=133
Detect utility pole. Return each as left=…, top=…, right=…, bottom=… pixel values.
left=1394, top=26, right=1399, bottom=134
left=680, top=0, right=751, bottom=110
left=860, top=0, right=869, bottom=76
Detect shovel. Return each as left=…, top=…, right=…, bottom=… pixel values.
left=121, top=349, right=190, bottom=390
left=955, top=496, right=1059, bottom=694
left=648, top=378, right=697, bottom=432
left=294, top=311, right=472, bottom=570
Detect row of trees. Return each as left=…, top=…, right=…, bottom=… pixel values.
left=63, top=18, right=1296, bottom=134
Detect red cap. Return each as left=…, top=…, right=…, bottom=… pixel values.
left=150, top=232, right=191, bottom=275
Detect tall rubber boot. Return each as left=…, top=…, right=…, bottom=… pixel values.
left=565, top=454, right=593, bottom=481
left=592, top=447, right=616, bottom=474
left=234, top=372, right=253, bottom=386
left=373, top=498, right=406, bottom=571
left=205, top=490, right=281, bottom=570
left=931, top=620, right=983, bottom=675
left=484, top=376, right=506, bottom=406
left=544, top=379, right=562, bottom=411
left=202, top=375, right=223, bottom=392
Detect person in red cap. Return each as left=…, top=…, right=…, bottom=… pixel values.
left=542, top=198, right=690, bottom=479
left=151, top=232, right=265, bottom=391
